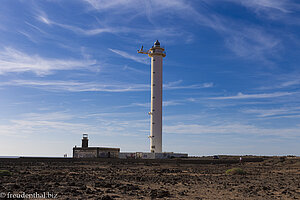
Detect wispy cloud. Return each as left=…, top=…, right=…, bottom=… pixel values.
left=206, top=0, right=299, bottom=24
left=210, top=91, right=296, bottom=100
left=83, top=0, right=214, bottom=36
left=164, top=80, right=213, bottom=90
left=1, top=79, right=210, bottom=93
left=24, top=112, right=74, bottom=121
left=84, top=0, right=283, bottom=61
left=0, top=112, right=91, bottom=137
left=0, top=112, right=149, bottom=137
left=258, top=73, right=300, bottom=90
left=37, top=15, right=122, bottom=36
left=0, top=111, right=148, bottom=138
left=1, top=80, right=149, bottom=92
left=117, top=100, right=185, bottom=109
left=223, top=27, right=280, bottom=60
left=164, top=122, right=300, bottom=138
left=83, top=0, right=190, bottom=14
left=37, top=11, right=190, bottom=43
left=38, top=15, right=51, bottom=25
left=18, top=31, right=38, bottom=43
left=225, top=0, right=294, bottom=13
left=84, top=0, right=137, bottom=11
left=163, top=100, right=184, bottom=106
left=259, top=80, right=300, bottom=90
left=80, top=0, right=207, bottom=44
left=123, top=65, right=147, bottom=74
left=109, top=48, right=149, bottom=64
left=243, top=106, right=300, bottom=118
left=25, top=21, right=48, bottom=35
left=0, top=47, right=97, bottom=76
left=280, top=80, right=300, bottom=88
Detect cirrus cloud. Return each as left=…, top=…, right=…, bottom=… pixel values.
left=0, top=47, right=97, bottom=76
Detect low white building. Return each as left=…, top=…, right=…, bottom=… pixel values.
left=119, top=152, right=188, bottom=159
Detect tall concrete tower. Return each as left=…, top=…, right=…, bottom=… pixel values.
left=138, top=40, right=166, bottom=153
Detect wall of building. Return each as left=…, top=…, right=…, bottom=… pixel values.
left=98, top=149, right=119, bottom=158
left=119, top=152, right=188, bottom=159
left=73, top=147, right=120, bottom=158
left=136, top=152, right=155, bottom=159
left=119, top=152, right=137, bottom=159
left=73, top=149, right=97, bottom=158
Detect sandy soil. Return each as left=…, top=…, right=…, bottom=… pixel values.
left=0, top=157, right=299, bottom=199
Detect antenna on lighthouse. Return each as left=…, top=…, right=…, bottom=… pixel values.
left=137, top=45, right=149, bottom=54
left=138, top=40, right=166, bottom=153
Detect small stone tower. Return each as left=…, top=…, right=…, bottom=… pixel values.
left=82, top=134, right=88, bottom=148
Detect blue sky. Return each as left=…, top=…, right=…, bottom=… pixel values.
left=0, top=0, right=299, bottom=156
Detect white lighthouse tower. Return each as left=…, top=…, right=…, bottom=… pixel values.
left=138, top=40, right=166, bottom=153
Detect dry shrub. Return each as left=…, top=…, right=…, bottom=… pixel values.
left=226, top=168, right=246, bottom=175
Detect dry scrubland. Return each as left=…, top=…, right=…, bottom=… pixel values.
left=0, top=156, right=299, bottom=199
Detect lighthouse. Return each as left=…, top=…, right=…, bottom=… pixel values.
left=72, top=40, right=188, bottom=159
left=138, top=40, right=166, bottom=153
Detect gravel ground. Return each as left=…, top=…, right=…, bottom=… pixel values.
left=0, top=157, right=299, bottom=199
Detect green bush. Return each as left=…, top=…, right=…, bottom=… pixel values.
left=226, top=168, right=246, bottom=175
left=0, top=170, right=12, bottom=176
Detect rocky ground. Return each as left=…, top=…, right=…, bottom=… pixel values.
left=0, top=156, right=299, bottom=199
